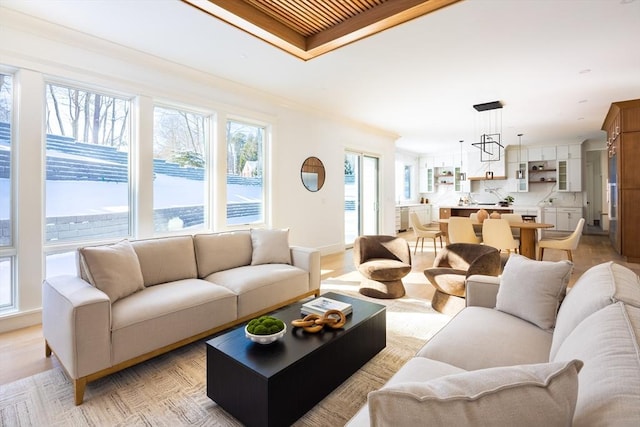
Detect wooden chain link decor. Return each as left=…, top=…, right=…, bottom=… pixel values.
left=291, top=309, right=347, bottom=333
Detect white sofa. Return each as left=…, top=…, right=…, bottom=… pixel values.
left=43, top=229, right=320, bottom=404
left=348, top=257, right=640, bottom=426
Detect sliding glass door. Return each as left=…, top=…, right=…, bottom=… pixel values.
left=345, top=151, right=379, bottom=246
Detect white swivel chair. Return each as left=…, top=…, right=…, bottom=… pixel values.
left=482, top=218, right=519, bottom=254
left=500, top=213, right=523, bottom=239
left=448, top=217, right=481, bottom=244
left=538, top=218, right=585, bottom=261
left=409, top=212, right=443, bottom=254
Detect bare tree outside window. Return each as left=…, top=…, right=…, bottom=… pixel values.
left=227, top=120, right=265, bottom=225
left=153, top=106, right=208, bottom=232
left=44, top=83, right=132, bottom=243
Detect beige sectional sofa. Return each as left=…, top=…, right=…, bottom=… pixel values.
left=348, top=256, right=640, bottom=426
left=42, top=229, right=320, bottom=404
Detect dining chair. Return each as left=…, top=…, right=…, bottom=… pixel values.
left=500, top=213, right=523, bottom=239
left=482, top=218, right=519, bottom=254
left=448, top=217, right=481, bottom=244
left=409, top=212, right=443, bottom=254
left=538, top=218, right=585, bottom=261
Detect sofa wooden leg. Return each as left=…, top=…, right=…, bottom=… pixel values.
left=74, top=378, right=87, bottom=405
left=45, top=340, right=52, bottom=357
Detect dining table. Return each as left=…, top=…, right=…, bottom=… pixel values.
left=438, top=218, right=554, bottom=259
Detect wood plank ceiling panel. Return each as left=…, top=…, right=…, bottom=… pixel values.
left=182, top=0, right=462, bottom=60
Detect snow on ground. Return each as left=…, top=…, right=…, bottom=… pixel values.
left=0, top=175, right=262, bottom=219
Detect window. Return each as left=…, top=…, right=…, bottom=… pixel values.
left=404, top=165, right=411, bottom=199
left=153, top=106, right=208, bottom=233
left=44, top=83, right=131, bottom=243
left=226, top=119, right=266, bottom=226
left=0, top=73, right=13, bottom=310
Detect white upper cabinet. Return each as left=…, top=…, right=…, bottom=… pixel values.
left=557, top=158, right=582, bottom=192
left=506, top=147, right=528, bottom=163
left=556, top=144, right=581, bottom=159
left=528, top=146, right=556, bottom=161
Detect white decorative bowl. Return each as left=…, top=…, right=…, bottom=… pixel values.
left=245, top=324, right=286, bottom=344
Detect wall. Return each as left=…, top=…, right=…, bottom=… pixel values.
left=0, top=8, right=397, bottom=331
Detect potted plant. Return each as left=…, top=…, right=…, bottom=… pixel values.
left=502, top=196, right=515, bottom=206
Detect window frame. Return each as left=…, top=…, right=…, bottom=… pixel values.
left=152, top=102, right=214, bottom=234
left=0, top=71, right=16, bottom=312
left=43, top=80, right=135, bottom=246
left=224, top=114, right=270, bottom=229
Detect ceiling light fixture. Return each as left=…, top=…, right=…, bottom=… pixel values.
left=472, top=101, right=504, bottom=176
left=516, top=133, right=525, bottom=179
left=459, top=140, right=466, bottom=181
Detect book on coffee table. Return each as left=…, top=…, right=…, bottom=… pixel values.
left=301, top=296, right=352, bottom=316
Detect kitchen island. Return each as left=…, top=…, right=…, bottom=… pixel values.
left=439, top=205, right=514, bottom=219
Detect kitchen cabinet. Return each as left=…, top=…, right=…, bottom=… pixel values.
left=556, top=144, right=581, bottom=160
left=410, top=205, right=432, bottom=225
left=419, top=156, right=434, bottom=193
left=506, top=147, right=528, bottom=163
left=507, top=161, right=529, bottom=192
left=557, top=158, right=582, bottom=192
left=528, top=146, right=556, bottom=161
left=556, top=208, right=582, bottom=231
left=543, top=207, right=557, bottom=229
left=602, top=99, right=640, bottom=262
left=419, top=166, right=434, bottom=193
left=543, top=207, right=582, bottom=231
left=433, top=154, right=453, bottom=168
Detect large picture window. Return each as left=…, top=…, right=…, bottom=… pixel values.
left=0, top=73, right=13, bottom=310
left=153, top=105, right=208, bottom=233
left=44, top=83, right=131, bottom=243
left=226, top=119, right=265, bottom=226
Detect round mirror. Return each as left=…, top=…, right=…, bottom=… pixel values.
left=300, top=156, right=325, bottom=192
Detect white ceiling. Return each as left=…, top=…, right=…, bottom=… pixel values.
left=3, top=0, right=640, bottom=154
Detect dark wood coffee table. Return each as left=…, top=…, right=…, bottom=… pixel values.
left=206, top=292, right=386, bottom=427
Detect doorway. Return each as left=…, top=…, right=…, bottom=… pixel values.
left=344, top=151, right=380, bottom=247
left=585, top=150, right=607, bottom=235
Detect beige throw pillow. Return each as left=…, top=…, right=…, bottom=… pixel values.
left=368, top=359, right=583, bottom=427
left=79, top=240, right=145, bottom=303
left=496, top=254, right=573, bottom=330
left=250, top=228, right=291, bottom=265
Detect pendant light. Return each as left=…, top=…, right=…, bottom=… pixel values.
left=459, top=140, right=466, bottom=181
left=516, top=133, right=524, bottom=179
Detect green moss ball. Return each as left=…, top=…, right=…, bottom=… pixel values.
left=246, top=315, right=285, bottom=335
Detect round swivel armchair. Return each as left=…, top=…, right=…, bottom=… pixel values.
left=353, top=235, right=412, bottom=299
left=424, top=243, right=501, bottom=315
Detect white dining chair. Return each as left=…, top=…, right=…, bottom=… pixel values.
left=409, top=212, right=443, bottom=254
left=482, top=218, right=519, bottom=254
left=448, top=217, right=481, bottom=244
left=500, top=213, right=523, bottom=239
left=538, top=218, right=585, bottom=261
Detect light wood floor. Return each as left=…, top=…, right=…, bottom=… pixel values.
left=1, top=232, right=638, bottom=386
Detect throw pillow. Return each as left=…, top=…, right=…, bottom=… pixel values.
left=368, top=359, right=583, bottom=427
left=79, top=239, right=145, bottom=303
left=496, top=254, right=573, bottom=330
left=250, top=228, right=292, bottom=265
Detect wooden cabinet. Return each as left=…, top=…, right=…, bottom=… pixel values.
left=602, top=99, right=640, bottom=262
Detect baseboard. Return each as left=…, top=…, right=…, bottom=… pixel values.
left=0, top=309, right=42, bottom=334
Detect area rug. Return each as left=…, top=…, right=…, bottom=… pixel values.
left=0, top=283, right=450, bottom=427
